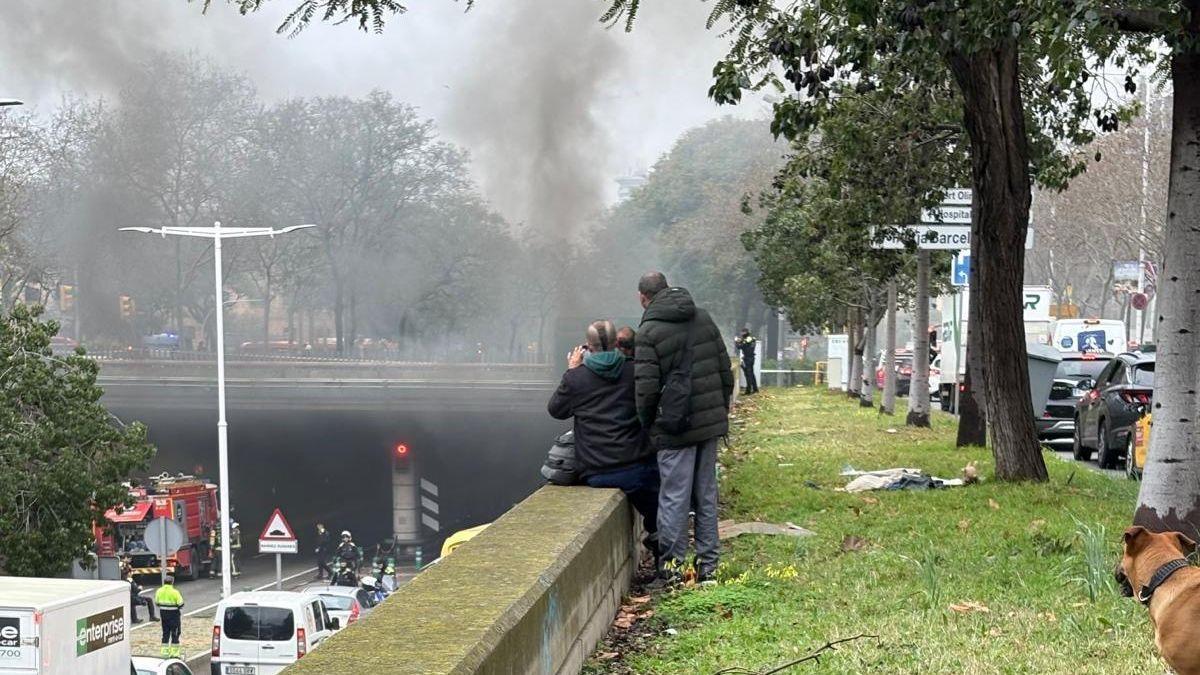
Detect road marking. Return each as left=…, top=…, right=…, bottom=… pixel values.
left=132, top=565, right=320, bottom=632
left=184, top=566, right=320, bottom=616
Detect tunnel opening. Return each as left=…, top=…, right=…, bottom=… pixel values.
left=106, top=388, right=565, bottom=562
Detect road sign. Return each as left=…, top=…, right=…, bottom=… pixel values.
left=872, top=224, right=1035, bottom=250
left=951, top=252, right=971, bottom=286
left=144, top=517, right=186, bottom=585
left=144, top=518, right=186, bottom=557
left=258, top=508, right=298, bottom=555
left=921, top=205, right=971, bottom=224
left=939, top=187, right=972, bottom=205
left=1113, top=260, right=1140, bottom=282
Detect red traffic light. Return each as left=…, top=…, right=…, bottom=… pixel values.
left=395, top=443, right=410, bottom=457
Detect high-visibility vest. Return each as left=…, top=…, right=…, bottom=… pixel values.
left=155, top=584, right=185, bottom=612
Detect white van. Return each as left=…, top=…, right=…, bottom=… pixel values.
left=211, top=591, right=339, bottom=675
left=1052, top=318, right=1127, bottom=353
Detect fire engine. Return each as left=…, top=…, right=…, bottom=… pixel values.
left=94, top=472, right=219, bottom=581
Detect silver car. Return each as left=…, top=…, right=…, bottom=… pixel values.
left=298, top=585, right=375, bottom=630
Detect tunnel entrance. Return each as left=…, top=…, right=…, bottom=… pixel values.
left=106, top=385, right=565, bottom=560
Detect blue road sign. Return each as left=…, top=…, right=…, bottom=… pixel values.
left=952, top=253, right=971, bottom=287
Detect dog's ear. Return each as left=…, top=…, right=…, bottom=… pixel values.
left=1124, top=526, right=1148, bottom=546
left=1175, top=532, right=1198, bottom=557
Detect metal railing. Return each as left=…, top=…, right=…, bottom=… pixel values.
left=759, top=361, right=827, bottom=388
left=81, top=347, right=548, bottom=368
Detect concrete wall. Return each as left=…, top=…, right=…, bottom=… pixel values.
left=286, top=486, right=636, bottom=675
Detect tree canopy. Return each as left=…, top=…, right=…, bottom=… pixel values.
left=0, top=304, right=154, bottom=576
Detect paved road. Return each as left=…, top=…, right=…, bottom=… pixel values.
left=1049, top=448, right=1127, bottom=480
left=136, top=553, right=321, bottom=613
left=133, top=554, right=419, bottom=671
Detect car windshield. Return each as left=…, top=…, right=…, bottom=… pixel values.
left=319, top=593, right=354, bottom=611
left=223, top=606, right=295, bottom=641
left=1132, top=363, right=1155, bottom=387
left=1055, top=358, right=1109, bottom=381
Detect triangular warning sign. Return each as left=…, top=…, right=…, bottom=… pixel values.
left=259, top=508, right=297, bottom=541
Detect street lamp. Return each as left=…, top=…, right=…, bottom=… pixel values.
left=0, top=99, right=23, bottom=107
left=120, top=221, right=315, bottom=598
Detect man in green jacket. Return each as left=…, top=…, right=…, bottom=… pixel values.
left=634, top=271, right=733, bottom=584
left=154, top=576, right=185, bottom=658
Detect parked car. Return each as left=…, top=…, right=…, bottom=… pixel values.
left=1035, top=352, right=1113, bottom=446
left=211, top=591, right=339, bottom=675
left=1073, top=352, right=1155, bottom=469
left=132, top=656, right=194, bottom=675
left=297, top=584, right=375, bottom=630
left=874, top=349, right=914, bottom=396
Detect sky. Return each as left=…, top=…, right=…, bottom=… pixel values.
left=0, top=0, right=761, bottom=221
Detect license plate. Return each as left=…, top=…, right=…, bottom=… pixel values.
left=226, top=667, right=256, bottom=675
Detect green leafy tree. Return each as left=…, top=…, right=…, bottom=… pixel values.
left=0, top=304, right=154, bottom=576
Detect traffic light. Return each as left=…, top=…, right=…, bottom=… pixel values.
left=59, top=285, right=75, bottom=313
left=119, top=295, right=135, bottom=318
left=393, top=443, right=412, bottom=474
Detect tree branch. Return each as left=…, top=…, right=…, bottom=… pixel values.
left=1101, top=7, right=1177, bottom=34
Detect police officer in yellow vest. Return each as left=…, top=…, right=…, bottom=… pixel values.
left=154, top=575, right=185, bottom=658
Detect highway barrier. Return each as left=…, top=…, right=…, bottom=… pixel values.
left=286, top=486, right=636, bottom=674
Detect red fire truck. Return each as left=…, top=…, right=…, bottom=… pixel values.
left=94, top=473, right=219, bottom=581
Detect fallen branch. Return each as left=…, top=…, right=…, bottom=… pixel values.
left=712, top=634, right=879, bottom=674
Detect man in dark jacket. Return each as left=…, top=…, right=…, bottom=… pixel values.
left=314, top=523, right=332, bottom=580
left=734, top=327, right=759, bottom=394
left=634, top=272, right=733, bottom=584
left=548, top=320, right=659, bottom=548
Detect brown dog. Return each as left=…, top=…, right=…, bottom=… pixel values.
left=1117, top=526, right=1200, bottom=674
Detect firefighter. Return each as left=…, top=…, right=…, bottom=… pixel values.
left=211, top=520, right=242, bottom=577
left=154, top=575, right=184, bottom=658
left=229, top=521, right=242, bottom=577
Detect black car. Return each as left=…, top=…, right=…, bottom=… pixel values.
left=1036, top=352, right=1112, bottom=446
left=1073, top=352, right=1155, bottom=469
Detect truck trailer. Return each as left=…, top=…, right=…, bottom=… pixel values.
left=0, top=577, right=130, bottom=675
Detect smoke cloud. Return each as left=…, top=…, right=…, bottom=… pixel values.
left=445, top=0, right=623, bottom=240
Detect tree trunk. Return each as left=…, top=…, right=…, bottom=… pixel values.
left=348, top=288, right=358, bottom=355
left=908, top=250, right=932, bottom=427
left=861, top=293, right=878, bottom=408
left=262, top=270, right=272, bottom=354
left=1135, top=32, right=1200, bottom=538
left=881, top=280, right=898, bottom=415
left=848, top=307, right=864, bottom=398
left=174, top=238, right=184, bottom=337
left=947, top=42, right=1046, bottom=480
left=333, top=279, right=345, bottom=355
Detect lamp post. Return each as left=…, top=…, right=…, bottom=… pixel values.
left=0, top=99, right=23, bottom=107
left=120, top=221, right=315, bottom=598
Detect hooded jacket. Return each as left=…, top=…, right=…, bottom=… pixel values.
left=635, top=287, right=734, bottom=448
left=547, top=353, right=651, bottom=476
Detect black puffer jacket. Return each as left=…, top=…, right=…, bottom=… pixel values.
left=635, top=287, right=734, bottom=449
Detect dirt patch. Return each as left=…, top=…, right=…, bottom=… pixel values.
left=583, top=556, right=666, bottom=674
left=131, top=615, right=213, bottom=658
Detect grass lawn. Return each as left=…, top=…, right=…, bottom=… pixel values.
left=607, top=387, right=1161, bottom=674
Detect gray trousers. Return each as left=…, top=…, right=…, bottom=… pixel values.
left=657, top=437, right=720, bottom=575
